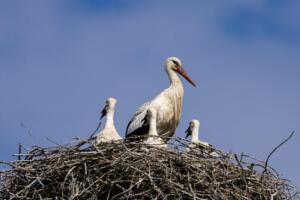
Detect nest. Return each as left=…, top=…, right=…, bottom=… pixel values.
left=0, top=136, right=299, bottom=200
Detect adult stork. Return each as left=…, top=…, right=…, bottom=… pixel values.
left=143, top=108, right=167, bottom=148
left=125, top=57, right=196, bottom=141
left=96, top=97, right=122, bottom=144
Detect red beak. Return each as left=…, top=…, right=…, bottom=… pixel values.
left=176, top=67, right=196, bottom=87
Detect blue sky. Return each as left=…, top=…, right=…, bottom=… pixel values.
left=0, top=0, right=299, bottom=188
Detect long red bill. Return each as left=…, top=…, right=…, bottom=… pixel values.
left=177, top=67, right=196, bottom=87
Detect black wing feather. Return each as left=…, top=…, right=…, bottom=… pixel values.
left=185, top=126, right=192, bottom=139
left=125, top=116, right=149, bottom=138
left=100, top=105, right=107, bottom=120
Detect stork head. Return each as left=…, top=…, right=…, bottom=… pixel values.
left=100, top=97, right=117, bottom=119
left=185, top=119, right=200, bottom=138
left=165, top=57, right=196, bottom=87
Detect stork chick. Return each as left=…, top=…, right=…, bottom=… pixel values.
left=143, top=108, right=167, bottom=148
left=185, top=119, right=211, bottom=152
left=96, top=98, right=122, bottom=144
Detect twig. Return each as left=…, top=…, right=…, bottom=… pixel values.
left=20, top=122, right=33, bottom=147
left=89, top=115, right=102, bottom=139
left=18, top=143, right=21, bottom=160
left=263, top=131, right=294, bottom=175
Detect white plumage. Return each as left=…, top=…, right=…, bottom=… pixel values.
left=96, top=98, right=122, bottom=144
left=143, top=108, right=167, bottom=148
left=185, top=119, right=211, bottom=152
left=126, top=57, right=196, bottom=141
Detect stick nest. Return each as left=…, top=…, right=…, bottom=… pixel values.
left=0, top=136, right=299, bottom=200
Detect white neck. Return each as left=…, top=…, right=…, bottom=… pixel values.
left=191, top=127, right=199, bottom=143
left=104, top=109, right=115, bottom=129
left=148, top=116, right=158, bottom=136
left=166, top=67, right=183, bottom=87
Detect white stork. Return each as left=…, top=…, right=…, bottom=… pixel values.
left=185, top=119, right=219, bottom=157
left=143, top=108, right=167, bottom=148
left=96, top=97, right=122, bottom=144
left=125, top=57, right=196, bottom=141
left=185, top=120, right=210, bottom=151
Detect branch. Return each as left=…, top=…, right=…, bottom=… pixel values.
left=263, top=131, right=294, bottom=175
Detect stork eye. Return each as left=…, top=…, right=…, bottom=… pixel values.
left=172, top=60, right=179, bottom=66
